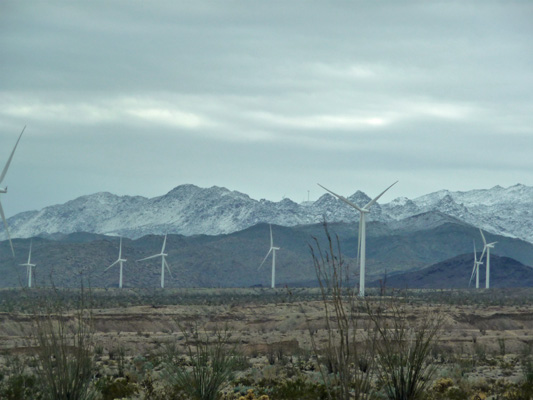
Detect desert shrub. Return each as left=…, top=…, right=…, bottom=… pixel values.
left=503, top=345, right=533, bottom=400
left=32, top=288, right=97, bottom=400
left=428, top=377, right=472, bottom=400
left=97, top=376, right=138, bottom=400
left=0, top=373, right=40, bottom=400
left=308, top=221, right=376, bottom=400
left=366, top=298, right=443, bottom=400
left=236, top=389, right=269, bottom=400
left=163, top=324, right=241, bottom=400
left=270, top=376, right=329, bottom=399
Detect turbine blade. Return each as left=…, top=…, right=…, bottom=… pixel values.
left=118, top=237, right=122, bottom=258
left=161, top=234, right=167, bottom=252
left=0, top=200, right=14, bottom=257
left=489, top=241, right=498, bottom=246
left=0, top=126, right=25, bottom=185
left=468, top=263, right=477, bottom=287
left=317, top=183, right=364, bottom=212
left=479, top=246, right=486, bottom=263
left=479, top=229, right=487, bottom=246
left=137, top=254, right=160, bottom=262
left=164, top=258, right=172, bottom=277
left=269, top=224, right=273, bottom=247
left=258, top=248, right=272, bottom=270
left=473, top=239, right=477, bottom=263
left=364, top=181, right=398, bottom=209
left=105, top=259, right=119, bottom=271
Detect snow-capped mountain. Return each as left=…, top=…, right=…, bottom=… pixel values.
left=1, top=183, right=532, bottom=244
left=381, top=184, right=533, bottom=243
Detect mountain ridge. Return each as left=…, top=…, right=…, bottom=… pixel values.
left=2, top=218, right=533, bottom=289
left=1, top=183, right=532, bottom=244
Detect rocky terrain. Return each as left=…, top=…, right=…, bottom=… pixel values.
left=1, top=217, right=533, bottom=289
left=2, top=288, right=533, bottom=399
left=2, top=183, right=533, bottom=244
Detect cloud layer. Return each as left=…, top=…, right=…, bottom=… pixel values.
left=1, top=1, right=532, bottom=216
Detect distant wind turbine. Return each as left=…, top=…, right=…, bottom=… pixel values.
left=0, top=126, right=26, bottom=257
left=258, top=224, right=280, bottom=289
left=105, top=237, right=127, bottom=288
left=469, top=239, right=484, bottom=289
left=317, top=181, right=398, bottom=297
left=20, top=239, right=36, bottom=288
left=479, top=229, right=497, bottom=289
left=137, top=234, right=172, bottom=288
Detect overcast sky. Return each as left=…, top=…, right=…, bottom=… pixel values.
left=1, top=1, right=532, bottom=217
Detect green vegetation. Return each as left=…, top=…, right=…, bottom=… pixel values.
left=163, top=324, right=243, bottom=400
left=32, top=288, right=97, bottom=400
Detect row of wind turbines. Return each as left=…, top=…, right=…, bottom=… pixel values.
left=255, top=181, right=400, bottom=294
left=1, top=128, right=505, bottom=292
left=20, top=234, right=172, bottom=289
left=1, top=127, right=393, bottom=293
left=266, top=181, right=501, bottom=295
left=105, top=229, right=276, bottom=290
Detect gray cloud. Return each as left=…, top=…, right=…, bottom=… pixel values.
left=1, top=1, right=532, bottom=216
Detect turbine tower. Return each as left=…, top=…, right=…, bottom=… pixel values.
left=318, top=181, right=398, bottom=297
left=0, top=126, right=26, bottom=257
left=105, top=237, right=127, bottom=288
left=469, top=240, right=484, bottom=289
left=479, top=229, right=497, bottom=289
left=20, top=239, right=36, bottom=288
left=137, top=234, right=172, bottom=288
left=258, top=224, right=280, bottom=289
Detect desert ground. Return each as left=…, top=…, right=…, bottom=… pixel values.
left=1, top=287, right=533, bottom=399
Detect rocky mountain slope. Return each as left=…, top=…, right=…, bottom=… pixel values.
left=1, top=184, right=532, bottom=244
left=373, top=253, right=533, bottom=289
left=2, top=217, right=533, bottom=289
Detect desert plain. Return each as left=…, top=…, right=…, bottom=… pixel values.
left=1, top=287, right=533, bottom=399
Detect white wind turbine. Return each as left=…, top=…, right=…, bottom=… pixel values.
left=0, top=126, right=26, bottom=257
left=20, top=239, right=36, bottom=288
left=479, top=229, right=497, bottom=289
left=317, top=181, right=398, bottom=297
left=137, top=234, right=172, bottom=288
left=105, top=237, right=127, bottom=288
left=258, top=224, right=280, bottom=289
left=469, top=239, right=484, bottom=289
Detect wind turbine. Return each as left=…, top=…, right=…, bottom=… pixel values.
left=0, top=126, right=26, bottom=257
left=137, top=234, right=172, bottom=288
left=258, top=224, right=280, bottom=289
left=479, top=229, right=497, bottom=289
left=317, top=181, right=398, bottom=297
left=469, top=240, right=484, bottom=289
left=20, top=239, right=36, bottom=288
left=105, top=237, right=127, bottom=288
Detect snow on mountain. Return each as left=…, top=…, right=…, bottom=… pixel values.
left=382, top=183, right=533, bottom=243
left=1, top=183, right=532, bottom=244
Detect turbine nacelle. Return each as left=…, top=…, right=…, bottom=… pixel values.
left=20, top=262, right=36, bottom=267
